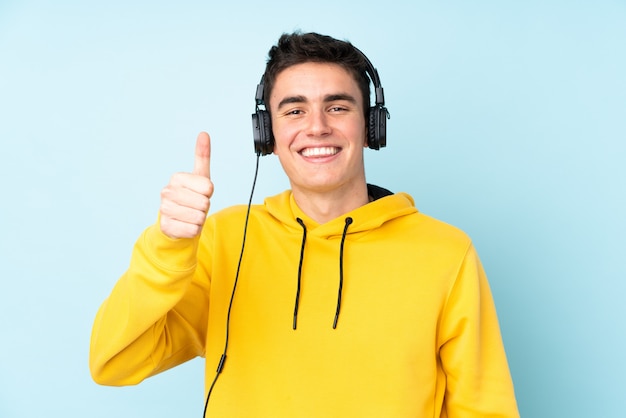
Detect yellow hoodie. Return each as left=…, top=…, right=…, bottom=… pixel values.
left=90, top=187, right=519, bottom=417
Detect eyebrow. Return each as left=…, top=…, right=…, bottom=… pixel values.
left=277, top=93, right=358, bottom=110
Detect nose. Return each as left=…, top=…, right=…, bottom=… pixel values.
left=305, top=109, right=332, bottom=137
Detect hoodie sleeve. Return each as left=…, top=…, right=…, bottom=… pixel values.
left=438, top=243, right=519, bottom=417
left=89, top=221, right=210, bottom=386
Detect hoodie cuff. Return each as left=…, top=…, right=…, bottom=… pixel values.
left=141, top=220, right=200, bottom=273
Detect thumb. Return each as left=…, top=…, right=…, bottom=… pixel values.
left=192, top=132, right=211, bottom=178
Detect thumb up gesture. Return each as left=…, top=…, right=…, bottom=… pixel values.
left=160, top=132, right=214, bottom=239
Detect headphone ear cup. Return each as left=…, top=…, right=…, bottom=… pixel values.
left=252, top=109, right=274, bottom=155
left=368, top=105, right=388, bottom=150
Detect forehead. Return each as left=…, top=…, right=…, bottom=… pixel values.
left=270, top=62, right=362, bottom=105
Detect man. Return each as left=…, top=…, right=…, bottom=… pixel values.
left=90, top=32, right=519, bottom=417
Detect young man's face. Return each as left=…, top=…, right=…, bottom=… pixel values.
left=269, top=62, right=368, bottom=197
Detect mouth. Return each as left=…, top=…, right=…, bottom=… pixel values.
left=299, top=146, right=340, bottom=158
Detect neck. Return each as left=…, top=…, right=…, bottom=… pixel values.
left=292, top=183, right=370, bottom=224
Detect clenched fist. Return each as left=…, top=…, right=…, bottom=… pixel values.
left=159, top=132, right=214, bottom=239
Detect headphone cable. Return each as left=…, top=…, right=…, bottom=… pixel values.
left=202, top=152, right=261, bottom=417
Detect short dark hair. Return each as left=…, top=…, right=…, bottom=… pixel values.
left=262, top=32, right=371, bottom=118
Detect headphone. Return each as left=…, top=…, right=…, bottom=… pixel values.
left=251, top=48, right=389, bottom=156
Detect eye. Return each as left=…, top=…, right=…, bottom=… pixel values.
left=284, top=108, right=304, bottom=116
left=329, top=106, right=348, bottom=112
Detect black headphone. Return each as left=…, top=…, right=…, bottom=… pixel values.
left=251, top=48, right=389, bottom=156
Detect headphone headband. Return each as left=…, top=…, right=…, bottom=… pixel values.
left=353, top=46, right=385, bottom=107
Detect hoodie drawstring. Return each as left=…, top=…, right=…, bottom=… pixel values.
left=294, top=218, right=307, bottom=330
left=334, top=217, right=353, bottom=329
left=293, top=216, right=353, bottom=330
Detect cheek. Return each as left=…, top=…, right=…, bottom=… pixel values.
left=271, top=133, right=288, bottom=156
left=272, top=124, right=300, bottom=154
left=354, top=124, right=368, bottom=147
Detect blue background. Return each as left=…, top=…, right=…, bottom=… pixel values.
left=1, top=1, right=624, bottom=417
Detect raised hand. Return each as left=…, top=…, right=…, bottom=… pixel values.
left=159, top=132, right=214, bottom=239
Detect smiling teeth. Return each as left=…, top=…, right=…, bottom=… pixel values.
left=301, top=147, right=339, bottom=157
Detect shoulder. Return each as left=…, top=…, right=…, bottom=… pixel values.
left=382, top=193, right=474, bottom=256
left=414, top=212, right=471, bottom=244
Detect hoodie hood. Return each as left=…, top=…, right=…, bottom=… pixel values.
left=264, top=184, right=418, bottom=238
